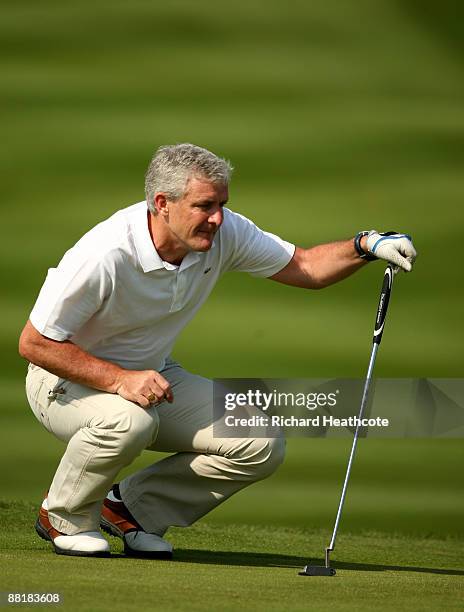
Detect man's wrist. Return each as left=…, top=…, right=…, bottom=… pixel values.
left=360, top=235, right=368, bottom=253
left=107, top=366, right=126, bottom=394
left=354, top=231, right=377, bottom=261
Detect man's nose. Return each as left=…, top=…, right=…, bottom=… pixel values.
left=208, top=208, right=223, bottom=227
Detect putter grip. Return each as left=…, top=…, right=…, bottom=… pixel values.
left=373, top=265, right=394, bottom=345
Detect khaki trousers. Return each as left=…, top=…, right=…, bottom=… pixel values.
left=26, top=360, right=285, bottom=536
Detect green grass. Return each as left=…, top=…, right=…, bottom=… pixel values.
left=1, top=502, right=463, bottom=612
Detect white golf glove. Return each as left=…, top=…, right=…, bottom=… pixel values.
left=365, top=230, right=417, bottom=272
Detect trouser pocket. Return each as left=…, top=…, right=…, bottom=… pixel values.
left=26, top=364, right=69, bottom=435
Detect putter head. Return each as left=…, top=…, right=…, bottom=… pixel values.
left=299, top=564, right=336, bottom=576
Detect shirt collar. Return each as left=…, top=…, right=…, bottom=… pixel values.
left=129, top=203, right=165, bottom=272
left=129, top=202, right=215, bottom=273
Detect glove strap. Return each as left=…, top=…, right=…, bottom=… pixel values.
left=354, top=231, right=378, bottom=261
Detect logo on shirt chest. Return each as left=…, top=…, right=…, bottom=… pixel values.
left=204, top=267, right=212, bottom=274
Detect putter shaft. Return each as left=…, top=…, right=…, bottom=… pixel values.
left=300, top=264, right=395, bottom=576
left=325, top=343, right=378, bottom=567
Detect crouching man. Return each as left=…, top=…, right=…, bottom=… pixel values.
left=19, top=143, right=416, bottom=557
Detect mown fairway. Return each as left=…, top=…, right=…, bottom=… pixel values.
left=2, top=504, right=463, bottom=612
left=1, top=0, right=463, bottom=610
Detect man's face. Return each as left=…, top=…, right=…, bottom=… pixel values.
left=160, top=176, right=228, bottom=253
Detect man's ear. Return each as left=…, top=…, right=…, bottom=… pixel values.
left=154, top=192, right=169, bottom=217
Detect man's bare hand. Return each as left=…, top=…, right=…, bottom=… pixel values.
left=113, top=370, right=174, bottom=408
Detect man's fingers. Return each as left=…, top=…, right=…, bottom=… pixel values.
left=399, top=257, right=412, bottom=273
left=390, top=252, right=411, bottom=272
left=152, top=373, right=173, bottom=402
left=115, top=369, right=174, bottom=406
left=136, top=394, right=151, bottom=408
left=393, top=251, right=412, bottom=272
left=146, top=383, right=167, bottom=404
left=367, top=232, right=417, bottom=272
left=146, top=379, right=173, bottom=404
left=376, top=237, right=416, bottom=272
left=377, top=245, right=412, bottom=272
left=396, top=237, right=416, bottom=258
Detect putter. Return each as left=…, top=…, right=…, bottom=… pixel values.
left=299, top=264, right=396, bottom=577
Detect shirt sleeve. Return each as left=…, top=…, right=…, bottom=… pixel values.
left=29, top=246, right=113, bottom=341
left=222, top=209, right=295, bottom=277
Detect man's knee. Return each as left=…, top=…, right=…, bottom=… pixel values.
left=229, top=434, right=286, bottom=481
left=257, top=435, right=286, bottom=479
left=93, top=406, right=159, bottom=455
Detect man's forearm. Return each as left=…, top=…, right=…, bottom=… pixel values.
left=272, top=237, right=368, bottom=289
left=19, top=320, right=124, bottom=393
left=298, top=238, right=368, bottom=288
left=19, top=320, right=173, bottom=407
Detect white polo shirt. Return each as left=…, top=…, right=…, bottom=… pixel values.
left=30, top=202, right=295, bottom=371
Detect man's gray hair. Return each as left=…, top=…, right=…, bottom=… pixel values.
left=145, top=143, right=233, bottom=213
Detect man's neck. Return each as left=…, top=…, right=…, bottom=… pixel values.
left=147, top=211, right=188, bottom=266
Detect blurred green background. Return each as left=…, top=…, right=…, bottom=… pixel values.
left=1, top=1, right=463, bottom=538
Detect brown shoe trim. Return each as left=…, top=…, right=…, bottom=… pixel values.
left=38, top=506, right=63, bottom=541
left=101, top=498, right=142, bottom=534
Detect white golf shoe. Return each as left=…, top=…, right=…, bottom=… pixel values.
left=53, top=532, right=110, bottom=555
left=100, top=484, right=173, bottom=558
left=36, top=498, right=110, bottom=557
left=124, top=531, right=173, bottom=557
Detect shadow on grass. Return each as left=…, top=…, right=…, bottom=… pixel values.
left=22, top=547, right=463, bottom=577
left=167, top=549, right=464, bottom=576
